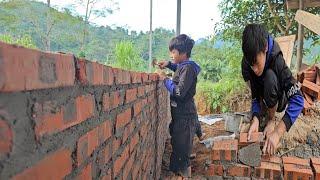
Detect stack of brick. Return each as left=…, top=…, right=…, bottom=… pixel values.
left=311, top=158, right=320, bottom=180
left=297, top=64, right=320, bottom=115
left=0, top=41, right=171, bottom=180
left=283, top=157, right=314, bottom=179
left=206, top=131, right=320, bottom=179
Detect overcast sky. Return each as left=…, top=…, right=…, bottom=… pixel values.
left=40, top=0, right=222, bottom=40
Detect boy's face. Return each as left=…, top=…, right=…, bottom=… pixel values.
left=251, top=46, right=267, bottom=76
left=170, top=49, right=187, bottom=64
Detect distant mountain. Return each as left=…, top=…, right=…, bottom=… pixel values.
left=0, top=0, right=175, bottom=63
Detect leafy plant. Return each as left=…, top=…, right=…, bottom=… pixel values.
left=112, top=41, right=146, bottom=71
left=0, top=34, right=36, bottom=48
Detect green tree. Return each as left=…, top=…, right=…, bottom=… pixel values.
left=216, top=0, right=320, bottom=41
left=72, top=0, right=118, bottom=53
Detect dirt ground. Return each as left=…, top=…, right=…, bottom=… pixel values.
left=160, top=103, right=320, bottom=180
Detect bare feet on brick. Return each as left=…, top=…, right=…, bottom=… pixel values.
left=177, top=166, right=191, bottom=178
left=190, top=153, right=196, bottom=159
left=198, top=132, right=206, bottom=141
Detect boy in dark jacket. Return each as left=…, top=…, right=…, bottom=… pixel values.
left=158, top=34, right=201, bottom=177
left=241, top=24, right=304, bottom=155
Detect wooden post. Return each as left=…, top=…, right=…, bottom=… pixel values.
left=296, top=0, right=304, bottom=71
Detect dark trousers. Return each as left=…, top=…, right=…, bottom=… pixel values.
left=195, top=117, right=202, bottom=138
left=169, top=114, right=196, bottom=172
left=259, top=69, right=288, bottom=126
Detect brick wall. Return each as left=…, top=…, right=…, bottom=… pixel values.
left=0, top=42, right=171, bottom=179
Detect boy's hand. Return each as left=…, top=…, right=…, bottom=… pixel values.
left=248, top=116, right=259, bottom=141
left=262, top=120, right=286, bottom=155
left=155, top=70, right=167, bottom=80
left=263, top=120, right=276, bottom=137
left=158, top=61, right=169, bottom=69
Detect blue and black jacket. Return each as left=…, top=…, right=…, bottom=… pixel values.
left=163, top=60, right=201, bottom=118
left=241, top=36, right=304, bottom=131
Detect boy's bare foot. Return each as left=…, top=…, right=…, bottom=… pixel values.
left=190, top=153, right=196, bottom=159
left=199, top=133, right=206, bottom=141
left=177, top=166, right=191, bottom=178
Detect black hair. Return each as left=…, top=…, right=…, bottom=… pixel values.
left=242, top=24, right=268, bottom=66
left=169, top=34, right=195, bottom=58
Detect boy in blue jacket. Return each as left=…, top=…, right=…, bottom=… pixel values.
left=158, top=34, right=201, bottom=177
left=241, top=24, right=304, bottom=155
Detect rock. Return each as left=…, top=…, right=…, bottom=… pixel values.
left=238, top=143, right=262, bottom=167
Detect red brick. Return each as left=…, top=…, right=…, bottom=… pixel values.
left=131, top=72, right=142, bottom=84
left=113, top=68, right=130, bottom=85
left=255, top=161, right=281, bottom=179
left=284, top=163, right=313, bottom=180
left=88, top=127, right=99, bottom=156
left=226, top=164, right=251, bottom=177
left=132, top=161, right=140, bottom=179
left=141, top=73, right=149, bottom=83
left=77, top=127, right=99, bottom=166
left=302, top=80, right=320, bottom=99
left=0, top=119, right=12, bottom=156
left=113, top=146, right=129, bottom=176
left=77, top=59, right=105, bottom=85
left=76, top=163, right=92, bottom=180
left=116, top=108, right=132, bottom=131
left=125, top=88, right=137, bottom=103
left=77, top=133, right=89, bottom=166
left=112, top=68, right=121, bottom=85
left=138, top=86, right=145, bottom=97
left=239, top=132, right=263, bottom=145
left=0, top=42, right=75, bottom=92
left=98, top=120, right=112, bottom=144
left=212, top=140, right=238, bottom=162
left=130, top=133, right=139, bottom=154
left=103, top=143, right=112, bottom=164
left=76, top=94, right=95, bottom=123
left=102, top=93, right=111, bottom=112
left=122, top=124, right=130, bottom=144
left=311, top=158, right=320, bottom=180
left=261, top=154, right=282, bottom=164
left=33, top=94, right=94, bottom=139
left=303, top=91, right=314, bottom=105
left=206, top=164, right=224, bottom=176
left=103, top=66, right=114, bottom=85
left=133, top=100, right=142, bottom=116
left=92, top=62, right=104, bottom=85
left=304, top=69, right=317, bottom=83
left=123, top=153, right=135, bottom=180
left=142, top=97, right=148, bottom=107
left=149, top=73, right=159, bottom=81
left=101, top=168, right=112, bottom=180
left=282, top=156, right=310, bottom=166
left=139, top=122, right=148, bottom=139
left=112, top=138, right=121, bottom=155
left=103, top=91, right=122, bottom=112
left=33, top=102, right=64, bottom=138
left=303, top=99, right=312, bottom=115
left=122, top=70, right=131, bottom=84
left=13, top=148, right=72, bottom=180
left=111, top=91, right=121, bottom=108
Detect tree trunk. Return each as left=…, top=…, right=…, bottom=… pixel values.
left=81, top=0, right=90, bottom=51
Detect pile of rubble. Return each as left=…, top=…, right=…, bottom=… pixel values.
left=297, top=64, right=320, bottom=115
